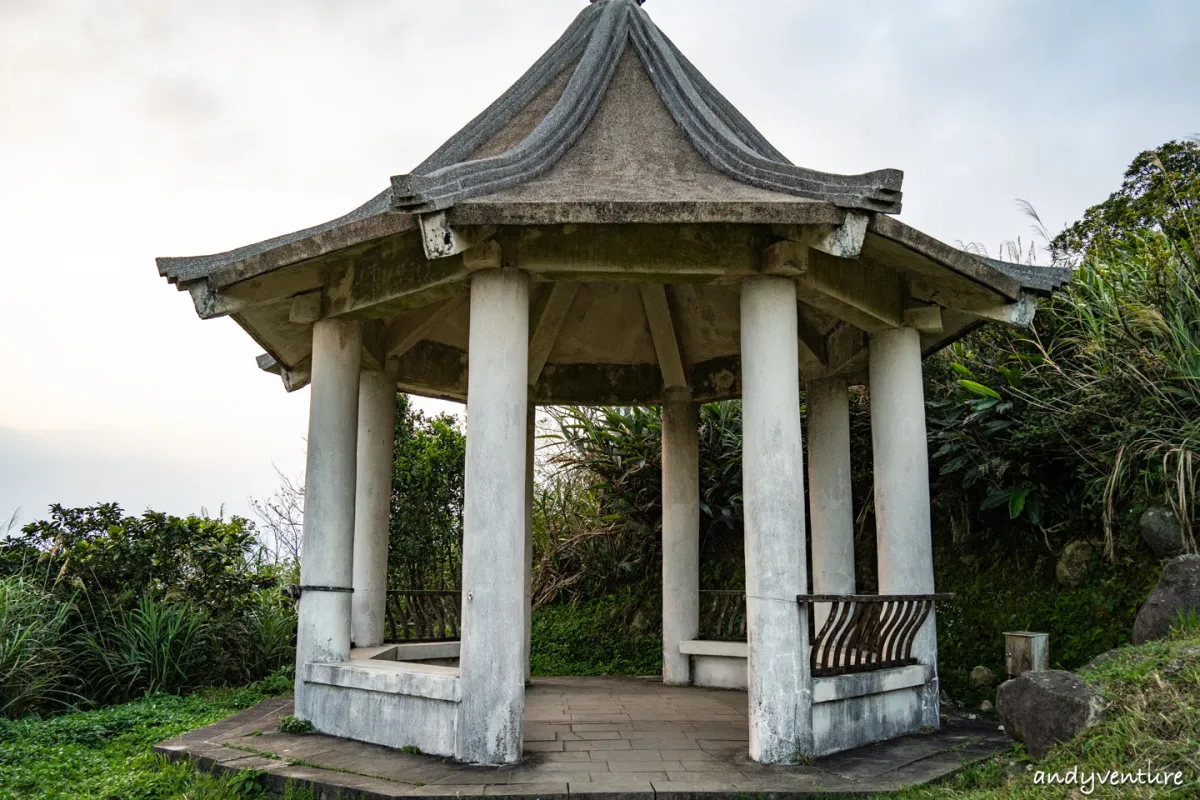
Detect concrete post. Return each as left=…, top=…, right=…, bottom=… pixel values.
left=351, top=368, right=397, bottom=648
left=806, top=377, right=855, bottom=631
left=523, top=397, right=535, bottom=684
left=295, top=318, right=362, bottom=720
left=458, top=269, right=530, bottom=765
left=740, top=275, right=812, bottom=763
left=869, top=326, right=940, bottom=727
left=661, top=396, right=700, bottom=686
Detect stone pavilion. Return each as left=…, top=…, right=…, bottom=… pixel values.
left=157, top=0, right=1068, bottom=768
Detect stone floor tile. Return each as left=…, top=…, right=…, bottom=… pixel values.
left=522, top=741, right=563, bottom=753
left=674, top=760, right=735, bottom=772
left=570, top=723, right=633, bottom=732
left=522, top=726, right=558, bottom=742
left=483, top=781, right=569, bottom=796
left=562, top=740, right=631, bottom=751
left=625, top=736, right=698, bottom=749
left=653, top=775, right=742, bottom=793
left=606, top=760, right=685, bottom=773
left=569, top=776, right=659, bottom=794
left=575, top=730, right=622, bottom=740
left=408, top=783, right=487, bottom=796
left=589, top=749, right=664, bottom=763
left=523, top=761, right=607, bottom=775
left=532, top=751, right=592, bottom=763
left=695, top=739, right=746, bottom=752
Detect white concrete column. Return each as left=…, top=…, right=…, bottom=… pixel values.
left=351, top=368, right=397, bottom=648
left=458, top=269, right=530, bottom=765
left=806, top=377, right=855, bottom=631
left=869, top=326, right=940, bottom=727
left=523, top=397, right=535, bottom=684
left=661, top=396, right=700, bottom=686
left=740, top=276, right=812, bottom=763
left=295, top=318, right=362, bottom=719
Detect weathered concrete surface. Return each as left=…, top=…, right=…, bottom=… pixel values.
left=869, top=326, right=940, bottom=730
left=159, top=679, right=1007, bottom=799
left=996, top=670, right=1104, bottom=758
left=740, top=275, right=812, bottom=762
left=806, top=376, right=855, bottom=631
left=295, top=319, right=362, bottom=723
left=661, top=399, right=700, bottom=686
left=352, top=368, right=398, bottom=648
left=458, top=269, right=530, bottom=764
left=1133, top=554, right=1200, bottom=644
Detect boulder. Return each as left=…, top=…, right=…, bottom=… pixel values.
left=969, top=665, right=996, bottom=690
left=1056, top=541, right=1093, bottom=587
left=1133, top=554, right=1200, bottom=644
left=979, top=700, right=994, bottom=713
left=1079, top=648, right=1120, bottom=673
left=996, top=670, right=1104, bottom=758
left=1140, top=505, right=1187, bottom=558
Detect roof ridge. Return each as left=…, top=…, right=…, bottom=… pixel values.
left=390, top=0, right=903, bottom=215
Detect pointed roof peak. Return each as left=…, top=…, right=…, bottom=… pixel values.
left=390, top=0, right=902, bottom=215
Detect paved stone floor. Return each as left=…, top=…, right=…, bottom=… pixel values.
left=157, top=677, right=1007, bottom=798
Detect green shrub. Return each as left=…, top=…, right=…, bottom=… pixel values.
left=0, top=577, right=76, bottom=717
left=217, top=589, right=297, bottom=684
left=531, top=595, right=661, bottom=676
left=277, top=714, right=313, bottom=734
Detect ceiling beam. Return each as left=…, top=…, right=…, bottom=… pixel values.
left=796, top=305, right=828, bottom=375
left=825, top=322, right=869, bottom=377
left=288, top=290, right=322, bottom=324
left=528, top=282, right=580, bottom=386
left=385, top=294, right=467, bottom=359
left=640, top=284, right=688, bottom=391
left=903, top=304, right=944, bottom=334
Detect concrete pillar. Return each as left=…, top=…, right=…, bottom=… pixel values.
left=523, top=397, right=535, bottom=684
left=869, top=326, right=940, bottom=727
left=661, top=396, right=700, bottom=686
left=458, top=269, right=529, bottom=765
left=740, top=276, right=812, bottom=763
left=295, top=318, right=362, bottom=719
left=351, top=368, right=397, bottom=648
left=806, top=377, right=855, bottom=631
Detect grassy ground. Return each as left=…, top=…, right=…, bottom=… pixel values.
left=889, top=627, right=1200, bottom=799
left=0, top=671, right=304, bottom=800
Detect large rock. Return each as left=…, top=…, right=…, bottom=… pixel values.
left=1133, top=554, right=1200, bottom=644
left=1140, top=505, right=1187, bottom=558
left=969, top=665, right=996, bottom=690
left=1056, top=541, right=1093, bottom=587
left=996, top=670, right=1104, bottom=758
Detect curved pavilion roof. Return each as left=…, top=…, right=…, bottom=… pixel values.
left=157, top=0, right=1068, bottom=404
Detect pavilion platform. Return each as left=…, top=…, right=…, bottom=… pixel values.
left=156, top=677, right=1007, bottom=798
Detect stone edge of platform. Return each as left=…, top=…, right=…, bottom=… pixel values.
left=152, top=699, right=1007, bottom=800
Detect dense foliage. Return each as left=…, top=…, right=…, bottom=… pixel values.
left=387, top=395, right=466, bottom=590
left=0, top=506, right=294, bottom=715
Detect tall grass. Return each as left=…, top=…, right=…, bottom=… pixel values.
left=0, top=577, right=76, bottom=717
left=80, top=596, right=211, bottom=705
left=935, top=220, right=1200, bottom=560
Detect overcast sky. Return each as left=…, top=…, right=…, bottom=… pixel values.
left=1, top=0, right=1196, bottom=529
